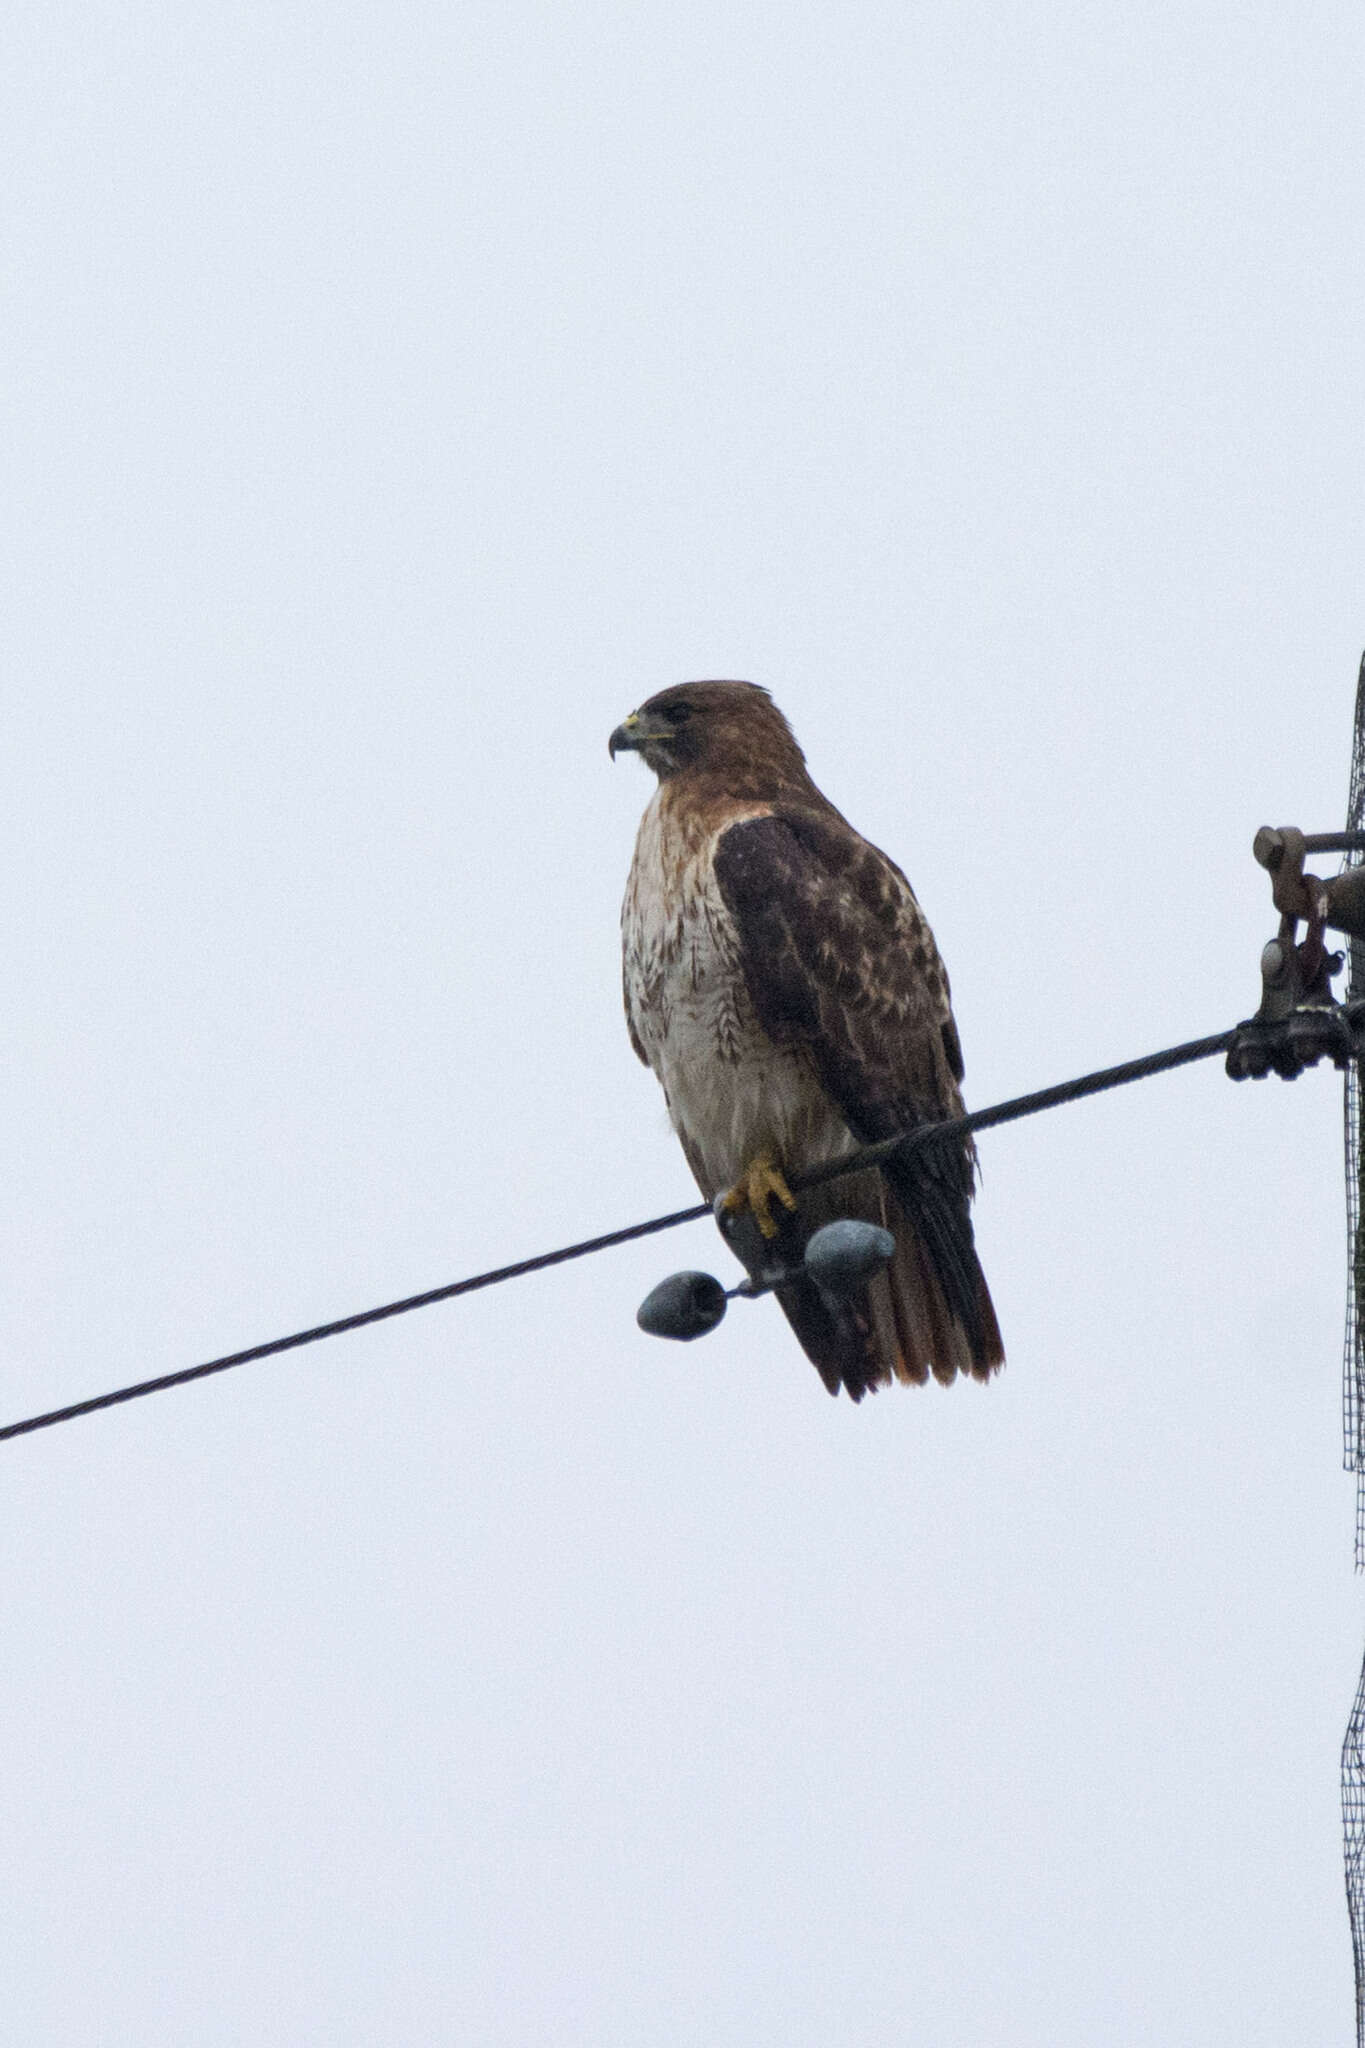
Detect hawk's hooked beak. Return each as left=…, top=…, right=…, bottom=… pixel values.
left=608, top=708, right=671, bottom=760
left=608, top=713, right=640, bottom=761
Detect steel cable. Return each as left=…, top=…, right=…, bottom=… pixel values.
left=0, top=1024, right=1235, bottom=1444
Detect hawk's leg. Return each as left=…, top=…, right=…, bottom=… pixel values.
left=720, top=1151, right=798, bottom=1241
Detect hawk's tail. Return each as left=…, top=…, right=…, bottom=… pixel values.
left=761, top=1167, right=1003, bottom=1401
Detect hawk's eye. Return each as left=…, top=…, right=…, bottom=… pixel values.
left=667, top=702, right=693, bottom=725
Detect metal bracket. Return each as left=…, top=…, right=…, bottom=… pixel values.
left=1226, top=999, right=1365, bottom=1081
left=1226, top=826, right=1365, bottom=1079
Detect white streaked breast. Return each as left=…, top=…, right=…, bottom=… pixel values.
left=622, top=794, right=858, bottom=1197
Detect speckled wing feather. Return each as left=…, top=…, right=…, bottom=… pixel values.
left=712, top=803, right=1001, bottom=1381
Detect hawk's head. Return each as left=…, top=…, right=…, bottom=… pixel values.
left=609, top=680, right=807, bottom=786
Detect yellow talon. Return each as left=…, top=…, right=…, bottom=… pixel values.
left=721, top=1152, right=799, bottom=1240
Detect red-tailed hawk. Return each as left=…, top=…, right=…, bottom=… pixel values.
left=610, top=680, right=1003, bottom=1400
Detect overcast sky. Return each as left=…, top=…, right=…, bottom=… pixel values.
left=4, top=3, right=1365, bottom=2042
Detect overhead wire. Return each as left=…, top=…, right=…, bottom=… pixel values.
left=0, top=1024, right=1236, bottom=1445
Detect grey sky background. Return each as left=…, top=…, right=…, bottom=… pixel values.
left=3, top=3, right=1364, bottom=2042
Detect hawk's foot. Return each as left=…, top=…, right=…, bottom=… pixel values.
left=720, top=1152, right=798, bottom=1241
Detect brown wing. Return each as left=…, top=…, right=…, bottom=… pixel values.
left=712, top=804, right=1002, bottom=1386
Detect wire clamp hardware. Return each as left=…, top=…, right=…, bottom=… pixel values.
left=1227, top=826, right=1365, bottom=1080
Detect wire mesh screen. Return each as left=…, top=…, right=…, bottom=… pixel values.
left=1344, top=650, right=1365, bottom=1559
left=1346, top=1650, right=1365, bottom=2048
left=1342, top=651, right=1365, bottom=2048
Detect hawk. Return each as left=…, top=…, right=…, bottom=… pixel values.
left=610, top=680, right=1003, bottom=1400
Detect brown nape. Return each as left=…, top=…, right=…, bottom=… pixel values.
left=637, top=680, right=816, bottom=798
